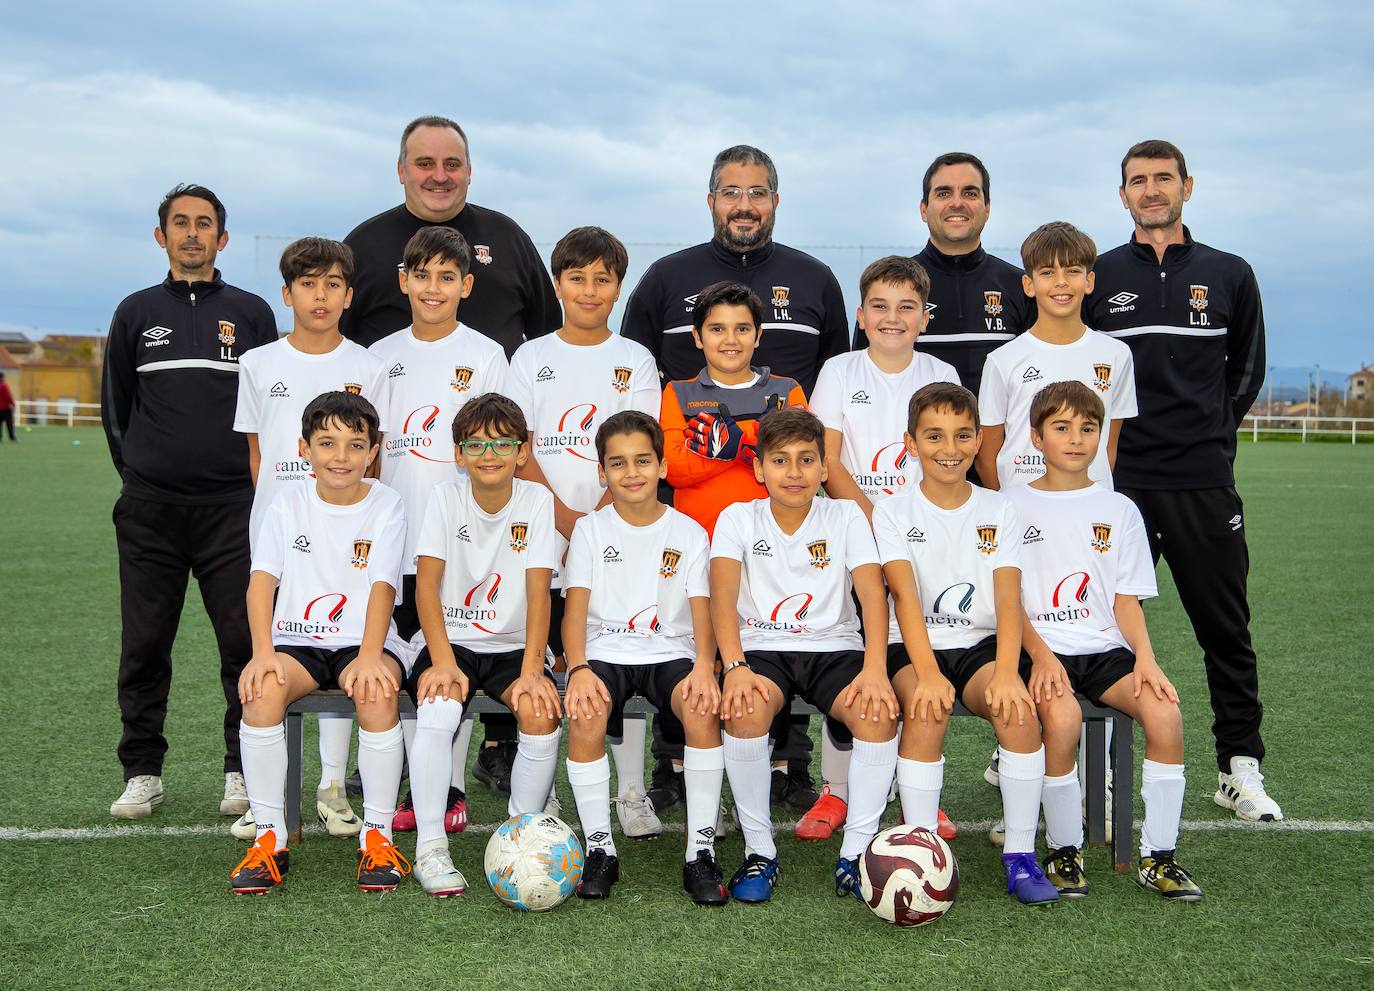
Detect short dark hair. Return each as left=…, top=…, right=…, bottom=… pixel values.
left=158, top=183, right=226, bottom=234
left=1120, top=139, right=1187, bottom=186
left=551, top=226, right=629, bottom=281
left=399, top=115, right=469, bottom=164
left=921, top=153, right=990, bottom=204
left=756, top=406, right=825, bottom=460
left=1029, top=381, right=1105, bottom=434
left=709, top=145, right=778, bottom=193
left=301, top=391, right=380, bottom=446
left=692, top=281, right=763, bottom=332
left=595, top=410, right=664, bottom=463
left=1020, top=221, right=1097, bottom=274
left=859, top=256, right=931, bottom=306
left=404, top=226, right=472, bottom=277
left=450, top=392, right=527, bottom=444
left=279, top=237, right=355, bottom=286
left=907, top=382, right=980, bottom=434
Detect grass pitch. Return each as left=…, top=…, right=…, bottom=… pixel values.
left=2, top=429, right=1371, bottom=991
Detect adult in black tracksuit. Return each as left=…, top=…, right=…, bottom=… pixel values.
left=101, top=184, right=277, bottom=818
left=1085, top=140, right=1281, bottom=820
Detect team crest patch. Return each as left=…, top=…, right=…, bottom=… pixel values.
left=771, top=286, right=790, bottom=309
left=1092, top=363, right=1112, bottom=393
left=660, top=547, right=682, bottom=578
left=612, top=367, right=632, bottom=394
left=474, top=244, right=493, bottom=265
left=510, top=523, right=529, bottom=553
left=983, top=291, right=1003, bottom=316
left=351, top=539, right=372, bottom=569
left=1189, top=285, right=1209, bottom=311
left=976, top=525, right=999, bottom=555
left=452, top=366, right=474, bottom=392
left=1091, top=523, right=1112, bottom=553
left=807, top=539, right=830, bottom=570
left=217, top=321, right=236, bottom=347
left=343, top=383, right=363, bottom=395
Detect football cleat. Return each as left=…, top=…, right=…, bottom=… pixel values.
left=472, top=742, right=516, bottom=797
left=1137, top=850, right=1203, bottom=902
left=647, top=758, right=684, bottom=814
left=772, top=767, right=820, bottom=814
left=444, top=787, right=468, bottom=832
left=414, top=844, right=467, bottom=897
left=682, top=850, right=729, bottom=906
left=543, top=788, right=561, bottom=818
left=728, top=854, right=781, bottom=903
left=937, top=808, right=959, bottom=840
left=1043, top=845, right=1089, bottom=898
left=795, top=785, right=847, bottom=841
left=230, top=809, right=256, bottom=841
left=356, top=829, right=411, bottom=893
left=221, top=772, right=249, bottom=816
left=616, top=786, right=663, bottom=839
left=576, top=848, right=621, bottom=899
left=111, top=775, right=163, bottom=819
left=1003, top=851, right=1059, bottom=906
left=316, top=783, right=362, bottom=837
left=1215, top=757, right=1283, bottom=822
left=230, top=832, right=288, bottom=894
left=391, top=791, right=416, bottom=832
left=984, top=747, right=1001, bottom=787
left=987, top=818, right=1006, bottom=846
left=834, top=856, right=863, bottom=901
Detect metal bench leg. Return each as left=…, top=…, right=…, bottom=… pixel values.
left=286, top=710, right=303, bottom=845
left=1084, top=718, right=1106, bottom=846
left=1112, top=714, right=1135, bottom=873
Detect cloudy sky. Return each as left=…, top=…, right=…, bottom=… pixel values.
left=3, top=1, right=1371, bottom=378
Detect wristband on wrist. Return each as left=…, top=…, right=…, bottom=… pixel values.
left=568, top=664, right=596, bottom=682
left=721, top=660, right=751, bottom=677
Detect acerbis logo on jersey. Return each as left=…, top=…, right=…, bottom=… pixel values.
left=447, top=574, right=501, bottom=632
left=850, top=390, right=871, bottom=405
left=611, top=367, right=632, bottom=394
left=351, top=540, right=372, bottom=569
left=536, top=365, right=556, bottom=382
left=752, top=540, right=773, bottom=557
left=509, top=522, right=529, bottom=553
left=270, top=382, right=289, bottom=398
left=1022, top=525, right=1043, bottom=544
left=293, top=534, right=311, bottom=553
left=1034, top=572, right=1091, bottom=623
left=660, top=547, right=682, bottom=578
left=1107, top=291, right=1138, bottom=313
left=1021, top=366, right=1042, bottom=384
left=535, top=403, right=597, bottom=462
left=343, top=383, right=363, bottom=395
left=983, top=291, right=1003, bottom=316
left=456, top=524, right=472, bottom=543
left=807, top=539, right=830, bottom=570
left=1090, top=523, right=1113, bottom=553
left=389, top=363, right=405, bottom=379
left=1092, top=363, right=1113, bottom=393
left=929, top=582, right=975, bottom=627
left=278, top=592, right=346, bottom=639
left=386, top=405, right=447, bottom=463
left=452, top=366, right=474, bottom=392
left=857, top=442, right=908, bottom=496
left=976, top=525, right=999, bottom=555
left=603, top=545, right=621, bottom=563
left=143, top=326, right=173, bottom=347
left=748, top=592, right=814, bottom=634
left=474, top=244, right=493, bottom=266
left=906, top=527, right=925, bottom=543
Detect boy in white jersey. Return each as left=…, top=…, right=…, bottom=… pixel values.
left=875, top=383, right=1070, bottom=906
left=508, top=227, right=662, bottom=836
left=711, top=407, right=898, bottom=905
left=370, top=226, right=509, bottom=836
left=230, top=392, right=410, bottom=895
left=405, top=394, right=562, bottom=896
left=562, top=411, right=725, bottom=905
left=1007, top=381, right=1201, bottom=900
left=233, top=237, right=389, bottom=840
left=977, top=222, right=1136, bottom=491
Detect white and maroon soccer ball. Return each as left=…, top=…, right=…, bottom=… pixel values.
left=484, top=812, right=584, bottom=911
left=859, top=825, right=960, bottom=926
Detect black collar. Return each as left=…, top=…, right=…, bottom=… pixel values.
left=917, top=241, right=988, bottom=272
left=162, top=269, right=225, bottom=298
left=1126, top=225, right=1196, bottom=265
left=709, top=237, right=777, bottom=268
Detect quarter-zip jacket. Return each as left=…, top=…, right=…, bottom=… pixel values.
left=1085, top=227, right=1265, bottom=490
left=620, top=238, right=849, bottom=395
left=101, top=270, right=277, bottom=504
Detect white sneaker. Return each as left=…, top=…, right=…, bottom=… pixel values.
left=414, top=844, right=467, bottom=897
left=231, top=809, right=256, bottom=841
left=316, top=782, right=363, bottom=837
left=1215, top=757, right=1283, bottom=822
left=984, top=747, right=1001, bottom=787
left=544, top=789, right=562, bottom=817
left=616, top=786, right=663, bottom=839
left=715, top=802, right=733, bottom=838
left=111, top=775, right=163, bottom=818
left=221, top=772, right=249, bottom=816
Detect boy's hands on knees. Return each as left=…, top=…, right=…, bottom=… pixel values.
left=680, top=663, right=721, bottom=716
left=985, top=670, right=1034, bottom=727
left=341, top=651, right=399, bottom=704
left=564, top=665, right=609, bottom=721
left=907, top=671, right=956, bottom=726
left=842, top=668, right=900, bottom=723
left=1132, top=653, right=1179, bottom=704
left=721, top=666, right=770, bottom=721
left=511, top=670, right=563, bottom=720
left=239, top=652, right=287, bottom=704
left=417, top=661, right=468, bottom=705
left=1028, top=650, right=1073, bottom=704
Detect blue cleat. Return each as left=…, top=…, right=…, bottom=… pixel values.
left=729, top=853, right=781, bottom=903
left=1003, top=851, right=1059, bottom=906
left=834, top=856, right=863, bottom=901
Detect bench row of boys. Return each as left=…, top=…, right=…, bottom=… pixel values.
left=228, top=221, right=1200, bottom=909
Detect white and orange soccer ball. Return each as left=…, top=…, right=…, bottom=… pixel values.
left=859, top=824, right=960, bottom=926
left=484, top=812, right=584, bottom=911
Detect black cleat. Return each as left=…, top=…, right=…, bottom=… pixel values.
left=772, top=767, right=819, bottom=814
left=473, top=742, right=516, bottom=797
left=576, top=848, right=621, bottom=899
left=646, top=757, right=683, bottom=813
left=682, top=850, right=729, bottom=905
left=230, top=836, right=289, bottom=895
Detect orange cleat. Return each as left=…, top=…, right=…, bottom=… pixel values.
left=795, top=785, right=848, bottom=841
left=356, top=829, right=412, bottom=893
left=230, top=831, right=288, bottom=894
left=937, top=808, right=958, bottom=840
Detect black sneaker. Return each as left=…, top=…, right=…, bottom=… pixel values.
left=576, top=848, right=620, bottom=899
left=786, top=763, right=820, bottom=812
left=646, top=757, right=683, bottom=813
left=771, top=767, right=819, bottom=814
left=682, top=850, right=729, bottom=905
left=473, top=742, right=516, bottom=797
left=230, top=839, right=289, bottom=894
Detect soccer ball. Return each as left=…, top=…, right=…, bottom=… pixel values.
left=484, top=812, right=584, bottom=911
left=859, top=825, right=959, bottom=926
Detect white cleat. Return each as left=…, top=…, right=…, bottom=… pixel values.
left=1215, top=757, right=1284, bottom=822
left=111, top=775, right=163, bottom=819
left=616, top=786, right=663, bottom=839
left=317, top=782, right=363, bottom=837
left=221, top=772, right=249, bottom=816
left=414, top=845, right=467, bottom=897
left=544, top=789, right=562, bottom=818
left=984, top=747, right=1001, bottom=787
left=231, top=809, right=256, bottom=841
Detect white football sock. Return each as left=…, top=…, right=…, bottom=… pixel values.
left=410, top=697, right=463, bottom=849
left=839, top=737, right=899, bottom=860
left=821, top=721, right=851, bottom=801
left=683, top=745, right=724, bottom=861
left=997, top=745, right=1045, bottom=854
left=723, top=731, right=775, bottom=859
left=896, top=756, right=943, bottom=831
left=610, top=719, right=647, bottom=798
left=1042, top=766, right=1084, bottom=850
left=567, top=755, right=616, bottom=856
left=510, top=729, right=561, bottom=817
left=451, top=718, right=474, bottom=790
left=317, top=714, right=352, bottom=789
left=357, top=723, right=404, bottom=848
left=1140, top=759, right=1186, bottom=858
left=240, top=721, right=287, bottom=852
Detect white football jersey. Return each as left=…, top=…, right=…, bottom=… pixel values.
left=1005, top=484, right=1156, bottom=655
left=369, top=324, right=510, bottom=572
left=253, top=479, right=409, bottom=666
left=872, top=484, right=1021, bottom=650
left=979, top=329, right=1137, bottom=489
left=234, top=337, right=390, bottom=549
left=564, top=505, right=710, bottom=665
left=810, top=350, right=960, bottom=500
left=413, top=477, right=558, bottom=652
left=711, top=497, right=881, bottom=653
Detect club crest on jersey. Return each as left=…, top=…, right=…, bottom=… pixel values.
left=983, top=291, right=1003, bottom=316
left=1190, top=285, right=1209, bottom=311
left=976, top=525, right=999, bottom=555
left=343, top=383, right=363, bottom=395
left=509, top=523, right=529, bottom=553
left=217, top=320, right=236, bottom=347
left=612, top=367, right=632, bottom=394
left=807, top=539, right=830, bottom=570
left=1090, top=523, right=1112, bottom=553
left=351, top=539, right=372, bottom=569
left=660, top=547, right=682, bottom=578
left=474, top=244, right=493, bottom=265
left=452, top=366, right=474, bottom=392
left=771, top=286, right=790, bottom=309
left=1092, top=363, right=1113, bottom=393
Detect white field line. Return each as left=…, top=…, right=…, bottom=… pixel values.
left=3, top=818, right=1371, bottom=841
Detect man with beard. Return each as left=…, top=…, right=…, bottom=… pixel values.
left=1085, top=139, right=1281, bottom=822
